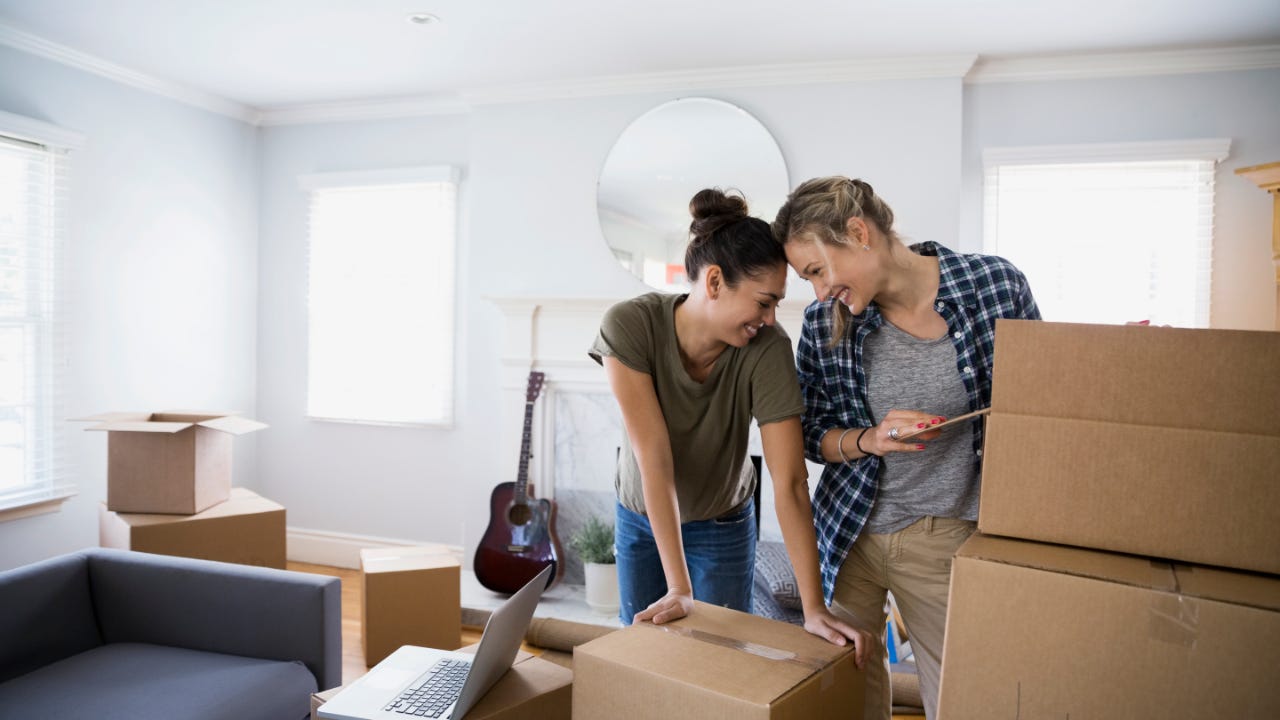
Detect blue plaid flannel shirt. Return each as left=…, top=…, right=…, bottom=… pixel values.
left=796, top=242, right=1041, bottom=603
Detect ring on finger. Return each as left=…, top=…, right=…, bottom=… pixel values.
left=888, top=426, right=901, bottom=440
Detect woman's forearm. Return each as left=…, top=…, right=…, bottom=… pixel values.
left=773, top=473, right=828, bottom=613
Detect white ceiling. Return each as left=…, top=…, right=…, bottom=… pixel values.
left=1, top=0, right=1278, bottom=110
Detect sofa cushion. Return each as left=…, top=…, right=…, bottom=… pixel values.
left=0, top=642, right=317, bottom=720
left=0, top=551, right=102, bottom=683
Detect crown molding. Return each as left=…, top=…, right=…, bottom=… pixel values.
left=968, top=44, right=1280, bottom=84
left=462, top=54, right=979, bottom=105
left=6, top=13, right=1277, bottom=127
left=258, top=94, right=470, bottom=126
left=0, top=22, right=259, bottom=124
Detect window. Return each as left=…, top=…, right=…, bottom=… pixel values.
left=300, top=167, right=459, bottom=427
left=0, top=111, right=81, bottom=517
left=983, top=140, right=1230, bottom=327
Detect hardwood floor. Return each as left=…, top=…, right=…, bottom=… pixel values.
left=287, top=561, right=926, bottom=718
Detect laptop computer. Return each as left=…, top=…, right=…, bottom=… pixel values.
left=318, top=564, right=552, bottom=720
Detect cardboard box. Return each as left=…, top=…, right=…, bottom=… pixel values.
left=939, top=533, right=1280, bottom=719
left=311, top=646, right=571, bottom=720
left=98, top=486, right=286, bottom=568
left=574, top=601, right=864, bottom=719
left=979, top=320, right=1280, bottom=575
left=77, top=410, right=267, bottom=514
left=361, top=545, right=462, bottom=666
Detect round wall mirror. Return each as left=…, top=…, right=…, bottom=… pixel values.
left=598, top=98, right=790, bottom=292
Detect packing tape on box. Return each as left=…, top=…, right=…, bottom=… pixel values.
left=642, top=622, right=828, bottom=672
left=1149, top=561, right=1199, bottom=649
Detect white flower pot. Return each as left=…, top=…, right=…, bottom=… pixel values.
left=583, top=561, right=620, bottom=615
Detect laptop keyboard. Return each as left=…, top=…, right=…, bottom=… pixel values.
left=383, top=658, right=470, bottom=717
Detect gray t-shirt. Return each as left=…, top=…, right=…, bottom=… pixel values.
left=863, top=320, right=979, bottom=533
left=589, top=293, right=804, bottom=522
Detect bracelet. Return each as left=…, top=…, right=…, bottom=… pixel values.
left=836, top=428, right=854, bottom=463
left=855, top=427, right=872, bottom=457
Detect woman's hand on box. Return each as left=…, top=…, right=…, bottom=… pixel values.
left=634, top=588, right=695, bottom=625
left=803, top=608, right=871, bottom=669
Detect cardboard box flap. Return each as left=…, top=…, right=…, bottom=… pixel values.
left=362, top=553, right=460, bottom=573
left=360, top=545, right=462, bottom=574
left=579, top=601, right=851, bottom=706
left=990, top=320, right=1280, bottom=435
left=84, top=420, right=194, bottom=433
left=957, top=534, right=1177, bottom=593
left=1173, top=564, right=1280, bottom=613
left=195, top=415, right=268, bottom=434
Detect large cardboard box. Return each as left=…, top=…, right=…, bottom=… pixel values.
left=77, top=410, right=267, bottom=514
left=979, top=320, right=1280, bottom=574
left=938, top=534, right=1280, bottom=719
left=312, top=647, right=570, bottom=720
left=361, top=545, right=462, bottom=666
left=574, top=601, right=863, bottom=719
left=98, top=487, right=286, bottom=568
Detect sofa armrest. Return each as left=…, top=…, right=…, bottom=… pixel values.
left=0, top=552, right=103, bottom=683
left=85, top=548, right=341, bottom=690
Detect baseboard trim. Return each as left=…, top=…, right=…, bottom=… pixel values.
left=286, top=526, right=463, bottom=569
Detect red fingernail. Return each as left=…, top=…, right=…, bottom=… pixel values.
left=917, top=423, right=925, bottom=428
left=916, top=444, right=925, bottom=450
left=931, top=418, right=941, bottom=425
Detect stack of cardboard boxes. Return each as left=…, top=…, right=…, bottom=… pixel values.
left=80, top=410, right=286, bottom=569
left=938, top=321, right=1280, bottom=718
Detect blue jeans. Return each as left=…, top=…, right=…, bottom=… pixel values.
left=614, top=498, right=756, bottom=625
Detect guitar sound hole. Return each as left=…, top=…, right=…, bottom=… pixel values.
left=507, top=503, right=532, bottom=526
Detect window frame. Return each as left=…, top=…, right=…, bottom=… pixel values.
left=982, top=138, right=1231, bottom=328
left=298, top=165, right=461, bottom=429
left=0, top=110, right=83, bottom=522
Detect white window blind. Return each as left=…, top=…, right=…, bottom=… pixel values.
left=301, top=167, right=459, bottom=427
left=983, top=140, right=1229, bottom=327
left=0, top=112, right=80, bottom=514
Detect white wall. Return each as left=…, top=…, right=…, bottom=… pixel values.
left=0, top=46, right=260, bottom=569
left=960, top=68, right=1280, bottom=330
left=258, top=79, right=964, bottom=561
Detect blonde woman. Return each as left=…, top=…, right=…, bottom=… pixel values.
left=772, top=177, right=1040, bottom=719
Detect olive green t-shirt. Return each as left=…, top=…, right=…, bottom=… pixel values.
left=589, top=292, right=804, bottom=522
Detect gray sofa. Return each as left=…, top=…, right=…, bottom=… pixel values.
left=0, top=547, right=341, bottom=720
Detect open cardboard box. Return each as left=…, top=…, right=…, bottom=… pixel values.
left=76, top=410, right=267, bottom=514
left=979, top=321, right=1280, bottom=574
left=574, top=601, right=863, bottom=719
left=938, top=533, right=1280, bottom=719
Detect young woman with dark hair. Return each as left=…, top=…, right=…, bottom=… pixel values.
left=590, top=188, right=870, bottom=662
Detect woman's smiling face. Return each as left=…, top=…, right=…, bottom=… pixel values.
left=785, top=235, right=877, bottom=315
left=712, top=262, right=787, bottom=347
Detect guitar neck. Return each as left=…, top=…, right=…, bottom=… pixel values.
left=513, top=399, right=535, bottom=500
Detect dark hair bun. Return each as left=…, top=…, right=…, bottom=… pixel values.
left=689, top=188, right=749, bottom=240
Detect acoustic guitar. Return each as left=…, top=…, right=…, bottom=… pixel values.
left=474, top=371, right=563, bottom=593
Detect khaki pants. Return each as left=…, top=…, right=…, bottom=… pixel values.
left=829, top=516, right=975, bottom=720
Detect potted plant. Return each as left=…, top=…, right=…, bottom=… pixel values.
left=569, top=516, right=618, bottom=615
